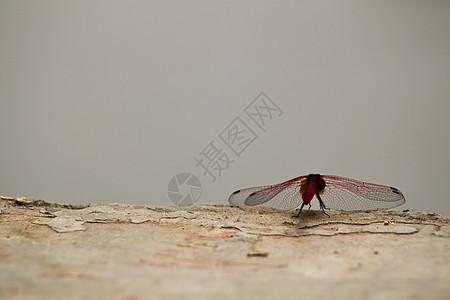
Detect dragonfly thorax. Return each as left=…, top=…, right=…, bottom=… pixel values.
left=299, top=174, right=326, bottom=204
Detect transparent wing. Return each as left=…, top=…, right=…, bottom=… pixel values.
left=228, top=176, right=306, bottom=210
left=321, top=175, right=406, bottom=210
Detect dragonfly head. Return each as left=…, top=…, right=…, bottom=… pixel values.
left=300, top=174, right=326, bottom=195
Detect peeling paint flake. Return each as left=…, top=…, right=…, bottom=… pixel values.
left=30, top=203, right=199, bottom=232
left=160, top=211, right=197, bottom=219
left=299, top=223, right=418, bottom=236
left=33, top=216, right=86, bottom=233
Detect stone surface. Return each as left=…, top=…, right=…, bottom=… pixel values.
left=0, top=197, right=449, bottom=299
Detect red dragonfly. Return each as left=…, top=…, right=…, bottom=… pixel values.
left=228, top=174, right=405, bottom=217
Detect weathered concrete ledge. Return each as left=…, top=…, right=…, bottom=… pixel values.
left=0, top=197, right=449, bottom=299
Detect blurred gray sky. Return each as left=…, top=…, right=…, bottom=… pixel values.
left=1, top=1, right=449, bottom=214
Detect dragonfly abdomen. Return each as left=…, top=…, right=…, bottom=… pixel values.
left=301, top=180, right=316, bottom=204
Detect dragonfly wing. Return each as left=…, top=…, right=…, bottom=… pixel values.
left=228, top=176, right=305, bottom=210
left=321, top=175, right=406, bottom=210
left=228, top=185, right=273, bottom=206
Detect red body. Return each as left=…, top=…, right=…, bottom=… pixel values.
left=302, top=181, right=316, bottom=204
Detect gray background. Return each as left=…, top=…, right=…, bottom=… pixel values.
left=1, top=1, right=449, bottom=214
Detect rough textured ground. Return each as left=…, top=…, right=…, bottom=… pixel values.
left=0, top=196, right=449, bottom=300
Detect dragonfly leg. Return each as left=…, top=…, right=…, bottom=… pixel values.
left=295, top=202, right=306, bottom=217
left=316, top=193, right=330, bottom=218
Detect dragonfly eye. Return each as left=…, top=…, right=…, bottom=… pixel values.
left=232, top=190, right=241, bottom=195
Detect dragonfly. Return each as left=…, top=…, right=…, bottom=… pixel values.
left=228, top=174, right=405, bottom=217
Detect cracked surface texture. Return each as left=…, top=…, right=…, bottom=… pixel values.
left=1, top=197, right=449, bottom=299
